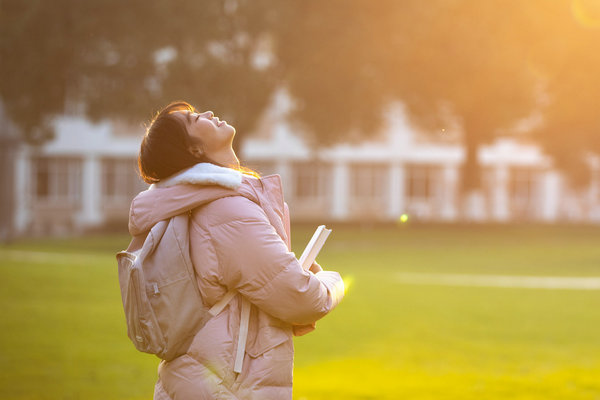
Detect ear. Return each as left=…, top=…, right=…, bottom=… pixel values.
left=189, top=145, right=204, bottom=158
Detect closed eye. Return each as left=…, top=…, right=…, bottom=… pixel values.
left=195, top=114, right=200, bottom=122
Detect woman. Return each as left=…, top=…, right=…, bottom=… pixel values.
left=129, top=101, right=345, bottom=399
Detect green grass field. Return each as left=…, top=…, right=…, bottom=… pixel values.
left=1, top=224, right=600, bottom=399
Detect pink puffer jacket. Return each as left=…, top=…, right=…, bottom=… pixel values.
left=127, top=164, right=345, bottom=400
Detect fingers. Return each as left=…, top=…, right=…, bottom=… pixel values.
left=309, top=262, right=323, bottom=274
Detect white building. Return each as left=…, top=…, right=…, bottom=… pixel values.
left=8, top=105, right=600, bottom=236
left=12, top=117, right=147, bottom=236
left=241, top=101, right=581, bottom=224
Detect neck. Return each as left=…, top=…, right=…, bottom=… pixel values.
left=210, top=148, right=240, bottom=169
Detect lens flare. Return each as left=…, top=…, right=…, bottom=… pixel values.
left=572, top=0, right=600, bottom=29
left=342, top=275, right=354, bottom=295
left=397, top=214, right=409, bottom=224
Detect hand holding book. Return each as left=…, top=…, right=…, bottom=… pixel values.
left=298, top=225, right=332, bottom=271
left=308, top=261, right=323, bottom=273
left=293, top=225, right=332, bottom=336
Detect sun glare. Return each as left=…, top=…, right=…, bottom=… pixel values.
left=342, top=275, right=354, bottom=295
left=572, top=0, right=600, bottom=28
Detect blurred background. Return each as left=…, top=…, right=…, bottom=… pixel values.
left=1, top=0, right=600, bottom=236
left=1, top=1, right=600, bottom=399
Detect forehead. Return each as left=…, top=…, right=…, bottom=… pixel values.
left=171, top=110, right=192, bottom=124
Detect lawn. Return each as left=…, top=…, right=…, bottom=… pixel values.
left=1, top=224, right=600, bottom=399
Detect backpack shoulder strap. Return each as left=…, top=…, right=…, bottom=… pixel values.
left=208, top=289, right=237, bottom=316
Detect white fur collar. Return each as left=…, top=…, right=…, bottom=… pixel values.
left=151, top=163, right=243, bottom=190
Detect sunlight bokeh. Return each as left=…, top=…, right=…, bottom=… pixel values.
left=572, top=0, right=600, bottom=28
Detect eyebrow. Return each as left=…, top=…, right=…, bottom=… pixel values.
left=185, top=111, right=192, bottom=123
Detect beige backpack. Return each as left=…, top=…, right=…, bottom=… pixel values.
left=117, top=213, right=222, bottom=361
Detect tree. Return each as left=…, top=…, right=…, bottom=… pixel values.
left=0, top=0, right=280, bottom=145
left=274, top=0, right=540, bottom=192
left=275, top=0, right=600, bottom=194
left=2, top=0, right=599, bottom=194
left=522, top=0, right=600, bottom=187
left=272, top=1, right=393, bottom=146
left=390, top=0, right=542, bottom=191
left=0, top=0, right=282, bottom=240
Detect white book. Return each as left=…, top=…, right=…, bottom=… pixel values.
left=298, top=225, right=332, bottom=271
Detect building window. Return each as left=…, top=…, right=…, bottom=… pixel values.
left=509, top=167, right=544, bottom=221
left=349, top=163, right=388, bottom=202
left=292, top=161, right=331, bottom=201
left=510, top=168, right=539, bottom=216
left=406, top=165, right=436, bottom=199
left=591, top=164, right=600, bottom=203
left=35, top=159, right=50, bottom=198
left=510, top=169, right=536, bottom=202
left=31, top=157, right=82, bottom=205
left=101, top=158, right=146, bottom=203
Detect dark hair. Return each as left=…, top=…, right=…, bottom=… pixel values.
left=138, top=101, right=218, bottom=184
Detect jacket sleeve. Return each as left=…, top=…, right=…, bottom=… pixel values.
left=205, top=197, right=344, bottom=325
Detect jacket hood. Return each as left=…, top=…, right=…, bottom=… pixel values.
left=128, top=163, right=252, bottom=236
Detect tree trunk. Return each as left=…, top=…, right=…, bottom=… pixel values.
left=461, top=136, right=481, bottom=194
left=460, top=121, right=486, bottom=221
left=0, top=135, right=17, bottom=242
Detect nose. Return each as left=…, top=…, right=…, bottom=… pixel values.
left=200, top=111, right=214, bottom=119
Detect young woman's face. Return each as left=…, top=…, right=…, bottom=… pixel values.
left=174, top=110, right=236, bottom=157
